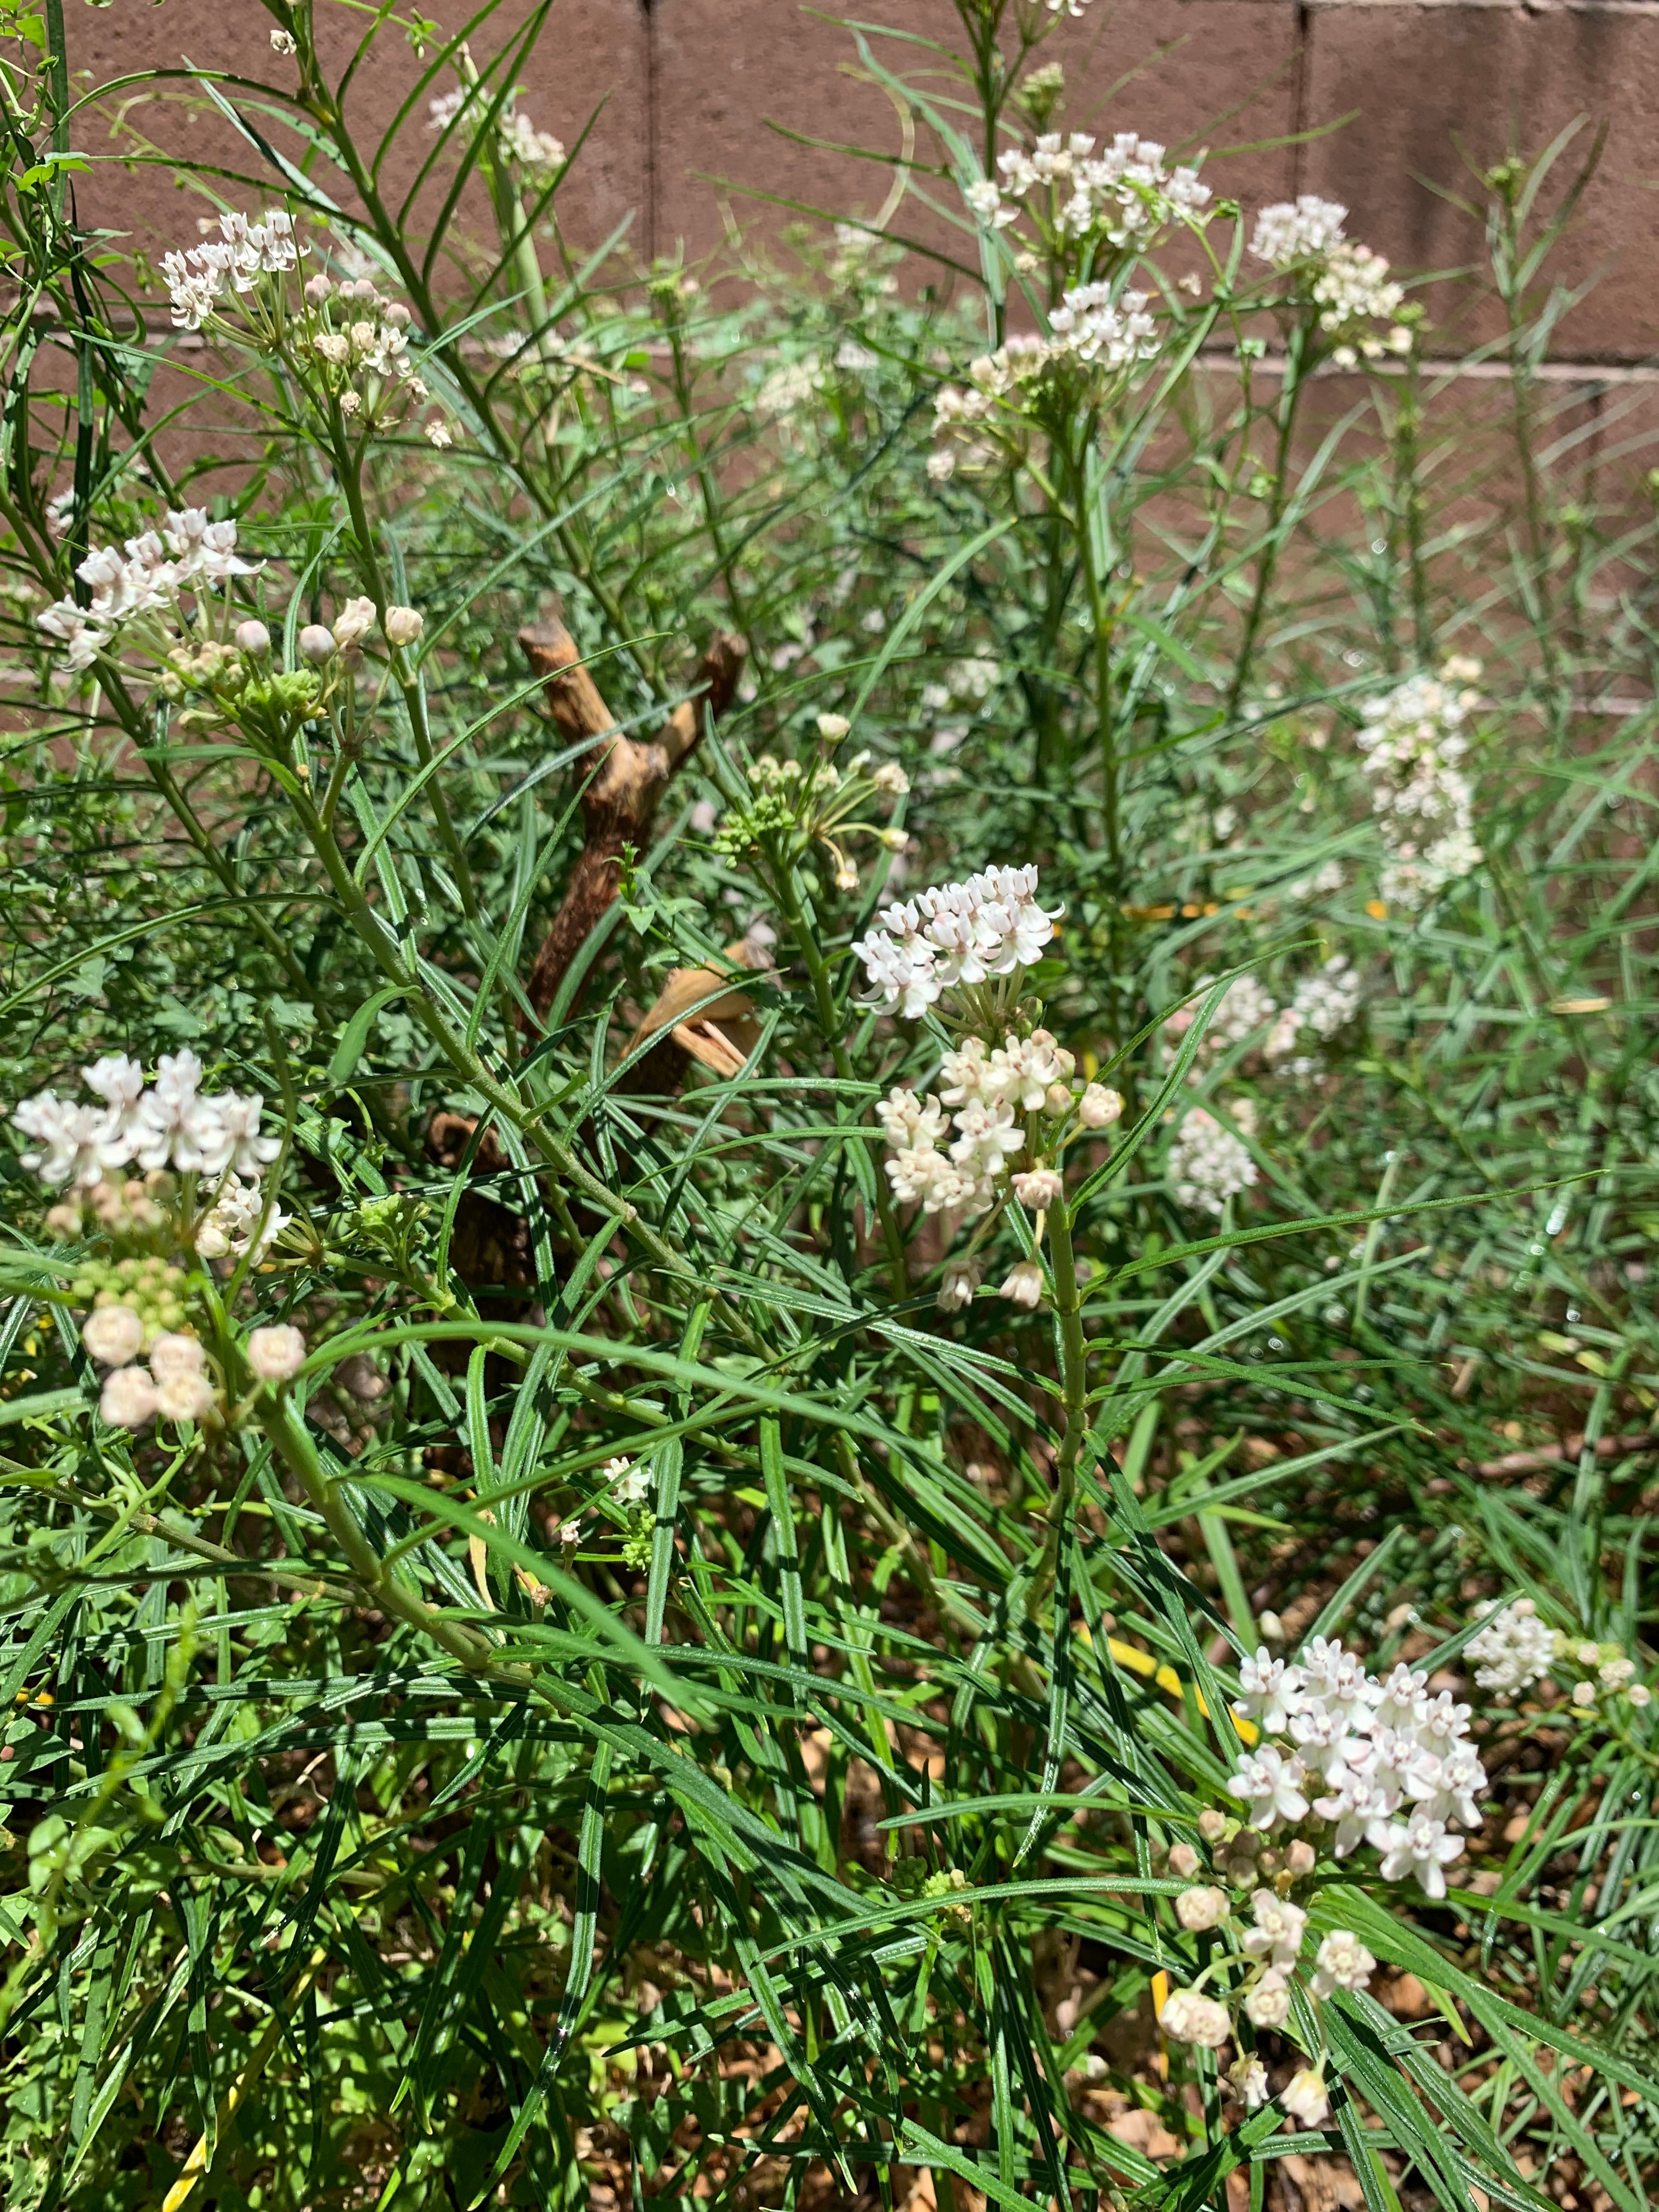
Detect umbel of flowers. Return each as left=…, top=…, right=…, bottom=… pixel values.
left=854, top=865, right=1122, bottom=1308
left=1160, top=961, right=1363, bottom=1215
left=10, top=1052, right=302, bottom=1433
left=1353, top=659, right=1485, bottom=911
left=714, top=714, right=909, bottom=893
left=1249, top=195, right=1412, bottom=367
left=157, top=202, right=455, bottom=450
left=1226, top=1635, right=1488, bottom=1898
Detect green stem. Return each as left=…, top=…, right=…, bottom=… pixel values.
left=336, top=439, right=478, bottom=919
left=770, top=849, right=910, bottom=1300
left=1025, top=1193, right=1088, bottom=1622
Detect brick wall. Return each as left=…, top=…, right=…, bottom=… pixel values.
left=67, top=0, right=1659, bottom=363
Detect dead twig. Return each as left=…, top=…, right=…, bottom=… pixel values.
left=518, top=616, right=746, bottom=1024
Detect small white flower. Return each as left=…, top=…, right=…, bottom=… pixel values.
left=270, top=29, right=298, bottom=55
left=1235, top=1649, right=1306, bottom=1735
left=1242, top=1890, right=1306, bottom=1970
left=937, top=1259, right=980, bottom=1312
left=383, top=604, right=424, bottom=648
left=1225, top=2055, right=1269, bottom=2109
left=999, top=1259, right=1044, bottom=1310
left=1377, top=1812, right=1464, bottom=1899
left=1226, top=1745, right=1308, bottom=1830
left=83, top=1306, right=145, bottom=1368
left=606, top=1455, right=650, bottom=1507
left=1243, top=1973, right=1290, bottom=2028
left=1012, top=1167, right=1062, bottom=1211
left=1571, top=1680, right=1596, bottom=1709
left=332, top=596, right=377, bottom=650
left=156, top=1370, right=218, bottom=1425
left=247, top=1325, right=307, bottom=1383
left=1280, top=2066, right=1330, bottom=2130
left=1310, top=1929, right=1376, bottom=1999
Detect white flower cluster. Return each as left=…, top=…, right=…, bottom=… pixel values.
left=755, top=357, right=823, bottom=420
left=301, top=270, right=452, bottom=438
left=1159, top=1888, right=1374, bottom=2129
left=921, top=657, right=1000, bottom=713
left=13, top=1053, right=286, bottom=1261
left=1355, top=661, right=1483, bottom=910
left=429, top=84, right=565, bottom=176
left=92, top=1323, right=219, bottom=1432
left=1227, top=1637, right=1488, bottom=1899
left=1265, top=958, right=1362, bottom=1069
left=877, top=1029, right=1080, bottom=1219
left=1464, top=1600, right=1555, bottom=1695
left=1167, top=1102, right=1258, bottom=1216
left=854, top=865, right=1062, bottom=1018
left=36, top=509, right=257, bottom=673
left=968, top=131, right=1209, bottom=249
left=14, top=1053, right=275, bottom=1188
left=1249, top=195, right=1348, bottom=267
left=162, top=209, right=302, bottom=331
left=1250, top=195, right=1409, bottom=365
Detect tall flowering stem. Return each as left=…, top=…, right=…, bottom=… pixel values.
left=1025, top=1186, right=1090, bottom=1621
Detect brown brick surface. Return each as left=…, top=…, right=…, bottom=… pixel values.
left=66, top=0, right=647, bottom=266
left=648, top=0, right=1300, bottom=263
left=1301, top=3, right=1659, bottom=362
left=53, top=1, right=1659, bottom=362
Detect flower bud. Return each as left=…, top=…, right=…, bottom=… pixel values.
left=83, top=1305, right=145, bottom=1368
left=1285, top=1839, right=1317, bottom=1877
left=383, top=604, right=424, bottom=648
left=1197, top=1808, right=1229, bottom=1844
left=1167, top=1841, right=1200, bottom=1878
left=247, top=1324, right=307, bottom=1383
left=1012, top=1167, right=1063, bottom=1211
left=235, top=619, right=272, bottom=657
left=1078, top=1082, right=1123, bottom=1130
left=298, top=623, right=337, bottom=664
left=998, top=1259, right=1044, bottom=1310
left=157, top=1371, right=218, bottom=1425
left=101, top=1365, right=158, bottom=1429
left=1243, top=1974, right=1290, bottom=2029
left=1175, top=1884, right=1229, bottom=1932
left=148, top=1331, right=206, bottom=1384
left=304, top=273, right=333, bottom=304
left=1280, top=2067, right=1330, bottom=2129
left=815, top=713, right=851, bottom=744
left=871, top=762, right=909, bottom=796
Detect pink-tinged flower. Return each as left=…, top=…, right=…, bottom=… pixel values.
left=1377, top=1811, right=1464, bottom=1899
left=1226, top=1745, right=1309, bottom=1830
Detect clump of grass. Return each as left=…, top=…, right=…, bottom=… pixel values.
left=1, top=4, right=1656, bottom=2208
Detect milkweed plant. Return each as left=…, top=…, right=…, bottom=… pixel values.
left=1, top=0, right=1657, bottom=2205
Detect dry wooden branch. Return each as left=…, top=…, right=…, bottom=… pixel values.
left=518, top=616, right=746, bottom=1024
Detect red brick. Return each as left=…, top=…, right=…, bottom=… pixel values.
left=65, top=0, right=646, bottom=276
left=1301, top=2, right=1659, bottom=363
left=649, top=0, right=1300, bottom=262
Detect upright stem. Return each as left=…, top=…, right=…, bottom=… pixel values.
left=336, top=443, right=478, bottom=919
left=770, top=853, right=910, bottom=1300
left=1226, top=322, right=1309, bottom=723
left=1025, top=1193, right=1088, bottom=1622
